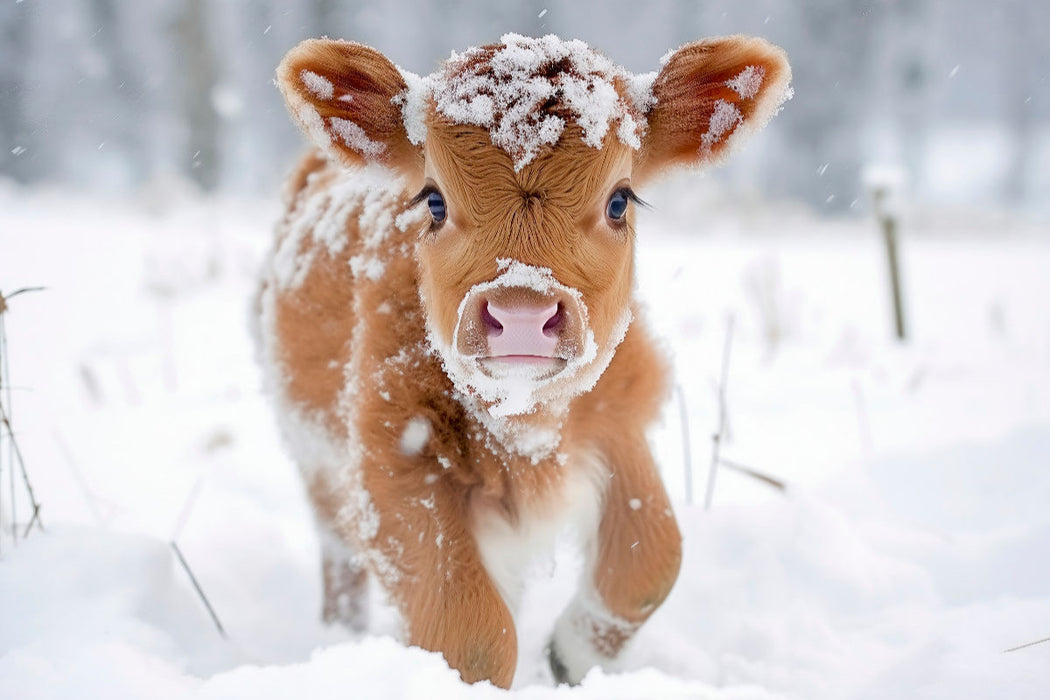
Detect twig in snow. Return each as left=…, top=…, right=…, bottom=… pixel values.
left=0, top=404, right=44, bottom=539
left=171, top=478, right=204, bottom=542
left=0, top=288, right=47, bottom=546
left=0, top=287, right=46, bottom=310
left=157, top=298, right=179, bottom=393
left=705, top=316, right=735, bottom=511
left=675, top=384, right=693, bottom=504
left=114, top=354, right=141, bottom=406
left=1003, top=636, right=1050, bottom=653
left=719, top=457, right=787, bottom=493
left=852, top=379, right=873, bottom=454
left=170, top=540, right=226, bottom=638
left=53, top=429, right=114, bottom=528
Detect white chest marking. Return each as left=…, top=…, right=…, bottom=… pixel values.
left=470, top=452, right=608, bottom=612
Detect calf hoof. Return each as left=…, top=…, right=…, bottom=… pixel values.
left=546, top=639, right=575, bottom=686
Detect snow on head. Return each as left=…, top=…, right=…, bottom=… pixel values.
left=426, top=34, right=648, bottom=170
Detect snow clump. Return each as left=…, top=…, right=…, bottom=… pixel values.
left=725, top=65, right=765, bottom=100
left=300, top=69, right=334, bottom=100
left=406, top=34, right=649, bottom=171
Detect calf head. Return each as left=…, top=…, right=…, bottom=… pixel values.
left=278, top=34, right=791, bottom=418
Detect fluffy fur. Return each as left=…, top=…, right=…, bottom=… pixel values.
left=256, top=34, right=790, bottom=688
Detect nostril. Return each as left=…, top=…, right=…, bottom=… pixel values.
left=482, top=298, right=563, bottom=358
left=480, top=301, right=503, bottom=336
left=542, top=304, right=563, bottom=336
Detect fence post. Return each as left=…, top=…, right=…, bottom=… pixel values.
left=865, top=167, right=908, bottom=341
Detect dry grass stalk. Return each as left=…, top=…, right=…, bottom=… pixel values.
left=170, top=540, right=227, bottom=638
left=705, top=316, right=735, bottom=510
left=1003, top=636, right=1050, bottom=653
left=169, top=480, right=224, bottom=637
left=0, top=287, right=46, bottom=547
left=718, top=457, right=787, bottom=493
left=675, top=384, right=694, bottom=504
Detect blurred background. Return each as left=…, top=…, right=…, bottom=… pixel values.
left=2, top=3, right=1050, bottom=696
left=1, top=0, right=1048, bottom=216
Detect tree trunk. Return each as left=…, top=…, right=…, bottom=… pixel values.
left=175, top=0, right=221, bottom=191
left=0, top=2, right=33, bottom=183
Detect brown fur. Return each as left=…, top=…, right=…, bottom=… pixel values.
left=257, top=35, right=790, bottom=688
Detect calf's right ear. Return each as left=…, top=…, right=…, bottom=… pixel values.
left=277, top=39, right=423, bottom=174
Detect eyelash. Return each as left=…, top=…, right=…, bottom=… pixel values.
left=409, top=185, right=445, bottom=233
left=618, top=187, right=647, bottom=210
left=408, top=185, right=437, bottom=208
left=608, top=187, right=647, bottom=234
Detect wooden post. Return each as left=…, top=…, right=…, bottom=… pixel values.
left=867, top=172, right=908, bottom=341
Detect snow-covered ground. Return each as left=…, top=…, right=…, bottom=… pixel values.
left=1, top=179, right=1048, bottom=699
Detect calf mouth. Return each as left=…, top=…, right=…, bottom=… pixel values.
left=477, top=355, right=568, bottom=380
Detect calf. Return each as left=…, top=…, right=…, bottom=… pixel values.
left=256, top=33, right=790, bottom=688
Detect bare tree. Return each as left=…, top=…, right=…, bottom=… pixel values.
left=1004, top=0, right=1037, bottom=205
left=893, top=0, right=931, bottom=191
left=174, top=0, right=221, bottom=191
left=0, top=1, right=33, bottom=183
left=774, top=0, right=876, bottom=210
left=312, top=0, right=340, bottom=37
left=87, top=0, right=149, bottom=186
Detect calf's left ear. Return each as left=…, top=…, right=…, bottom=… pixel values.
left=277, top=39, right=423, bottom=174
left=634, top=35, right=791, bottom=182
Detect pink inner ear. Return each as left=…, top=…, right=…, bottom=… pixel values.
left=638, top=36, right=792, bottom=177
left=277, top=39, right=416, bottom=169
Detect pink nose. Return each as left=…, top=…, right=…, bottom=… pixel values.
left=482, top=300, right=562, bottom=357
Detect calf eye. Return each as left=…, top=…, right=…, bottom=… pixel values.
left=427, top=190, right=446, bottom=223
left=606, top=189, right=630, bottom=221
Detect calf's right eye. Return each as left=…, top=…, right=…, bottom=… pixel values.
left=427, top=191, right=447, bottom=223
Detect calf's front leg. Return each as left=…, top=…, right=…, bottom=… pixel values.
left=548, top=435, right=682, bottom=684
left=347, top=458, right=518, bottom=688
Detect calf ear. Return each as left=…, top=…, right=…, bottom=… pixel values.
left=277, top=39, right=423, bottom=173
left=634, top=35, right=791, bottom=182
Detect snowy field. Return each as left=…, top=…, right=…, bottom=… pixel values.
left=1, top=178, right=1049, bottom=699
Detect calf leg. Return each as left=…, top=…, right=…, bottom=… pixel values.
left=319, top=525, right=370, bottom=632
left=548, top=437, right=682, bottom=684
left=350, top=468, right=518, bottom=688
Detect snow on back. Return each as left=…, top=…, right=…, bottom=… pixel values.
left=430, top=34, right=647, bottom=170
left=270, top=164, right=409, bottom=291
left=399, top=416, right=432, bottom=456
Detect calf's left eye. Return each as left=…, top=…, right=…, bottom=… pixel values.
left=606, top=190, right=629, bottom=221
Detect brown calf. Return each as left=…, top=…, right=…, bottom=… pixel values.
left=255, top=34, right=790, bottom=688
